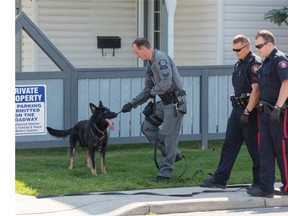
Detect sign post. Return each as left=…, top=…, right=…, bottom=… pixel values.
left=15, top=85, right=46, bottom=136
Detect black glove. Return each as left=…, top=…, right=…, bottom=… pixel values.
left=270, top=106, right=281, bottom=123
left=121, top=103, right=133, bottom=113
left=240, top=112, right=249, bottom=126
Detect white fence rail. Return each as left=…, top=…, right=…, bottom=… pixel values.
left=16, top=66, right=233, bottom=149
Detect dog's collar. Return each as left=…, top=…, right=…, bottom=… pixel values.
left=91, top=123, right=105, bottom=137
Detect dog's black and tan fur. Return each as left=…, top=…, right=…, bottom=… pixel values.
left=47, top=101, right=117, bottom=175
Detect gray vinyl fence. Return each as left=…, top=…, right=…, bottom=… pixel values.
left=15, top=12, right=233, bottom=149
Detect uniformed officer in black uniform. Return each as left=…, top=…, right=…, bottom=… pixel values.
left=247, top=30, right=288, bottom=198
left=121, top=37, right=187, bottom=182
left=202, top=34, right=261, bottom=189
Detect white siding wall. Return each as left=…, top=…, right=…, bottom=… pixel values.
left=20, top=0, right=288, bottom=69
left=174, top=0, right=218, bottom=66
left=223, top=0, right=288, bottom=65
left=174, top=0, right=288, bottom=66
left=21, top=0, right=137, bottom=71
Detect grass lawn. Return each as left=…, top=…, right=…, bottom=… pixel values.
left=15, top=140, right=281, bottom=197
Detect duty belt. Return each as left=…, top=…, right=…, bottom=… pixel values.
left=159, top=89, right=186, bottom=105
left=256, top=101, right=287, bottom=114
left=230, top=93, right=250, bottom=108
left=159, top=93, right=173, bottom=105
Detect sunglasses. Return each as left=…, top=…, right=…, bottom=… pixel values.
left=255, top=41, right=270, bottom=49
left=232, top=44, right=248, bottom=52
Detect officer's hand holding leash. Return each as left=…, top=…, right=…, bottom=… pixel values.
left=121, top=103, right=133, bottom=113
left=240, top=108, right=250, bottom=126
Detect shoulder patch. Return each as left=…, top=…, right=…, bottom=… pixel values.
left=278, top=60, right=288, bottom=69
left=251, top=64, right=260, bottom=73
left=159, top=59, right=168, bottom=70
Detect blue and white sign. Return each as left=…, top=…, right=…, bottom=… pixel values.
left=15, top=85, right=46, bottom=135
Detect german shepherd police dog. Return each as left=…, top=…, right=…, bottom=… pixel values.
left=47, top=101, right=117, bottom=175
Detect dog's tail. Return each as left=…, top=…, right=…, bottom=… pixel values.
left=46, top=127, right=72, bottom=137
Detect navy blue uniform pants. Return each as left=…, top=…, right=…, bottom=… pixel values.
left=259, top=109, right=288, bottom=193
left=214, top=108, right=260, bottom=185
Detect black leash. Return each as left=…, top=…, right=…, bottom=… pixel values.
left=153, top=130, right=160, bottom=169
left=112, top=110, right=248, bottom=187
left=115, top=110, right=122, bottom=115
left=153, top=130, right=188, bottom=180
left=36, top=186, right=247, bottom=199
left=117, top=108, right=187, bottom=179
left=35, top=167, right=249, bottom=199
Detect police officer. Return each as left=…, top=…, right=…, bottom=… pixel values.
left=202, top=34, right=261, bottom=189
left=121, top=37, right=187, bottom=182
left=247, top=30, right=288, bottom=198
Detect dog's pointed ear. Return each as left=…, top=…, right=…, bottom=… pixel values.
left=89, top=103, right=97, bottom=113
left=99, top=100, right=103, bottom=107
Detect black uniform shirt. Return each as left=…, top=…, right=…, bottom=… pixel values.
left=232, top=51, right=261, bottom=96
left=259, top=48, right=288, bottom=103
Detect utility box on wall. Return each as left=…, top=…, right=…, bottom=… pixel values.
left=97, top=36, right=121, bottom=56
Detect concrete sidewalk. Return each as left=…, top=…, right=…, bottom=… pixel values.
left=16, top=183, right=288, bottom=216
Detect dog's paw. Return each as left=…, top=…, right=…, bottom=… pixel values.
left=101, top=167, right=107, bottom=174
left=86, top=158, right=92, bottom=168
left=91, top=169, right=97, bottom=176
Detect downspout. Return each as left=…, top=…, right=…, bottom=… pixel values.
left=217, top=0, right=224, bottom=64
left=137, top=0, right=145, bottom=67
left=31, top=0, right=39, bottom=71
left=165, top=0, right=177, bottom=59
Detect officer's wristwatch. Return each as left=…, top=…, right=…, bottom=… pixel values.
left=274, top=105, right=281, bottom=110
left=244, top=108, right=250, bottom=115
